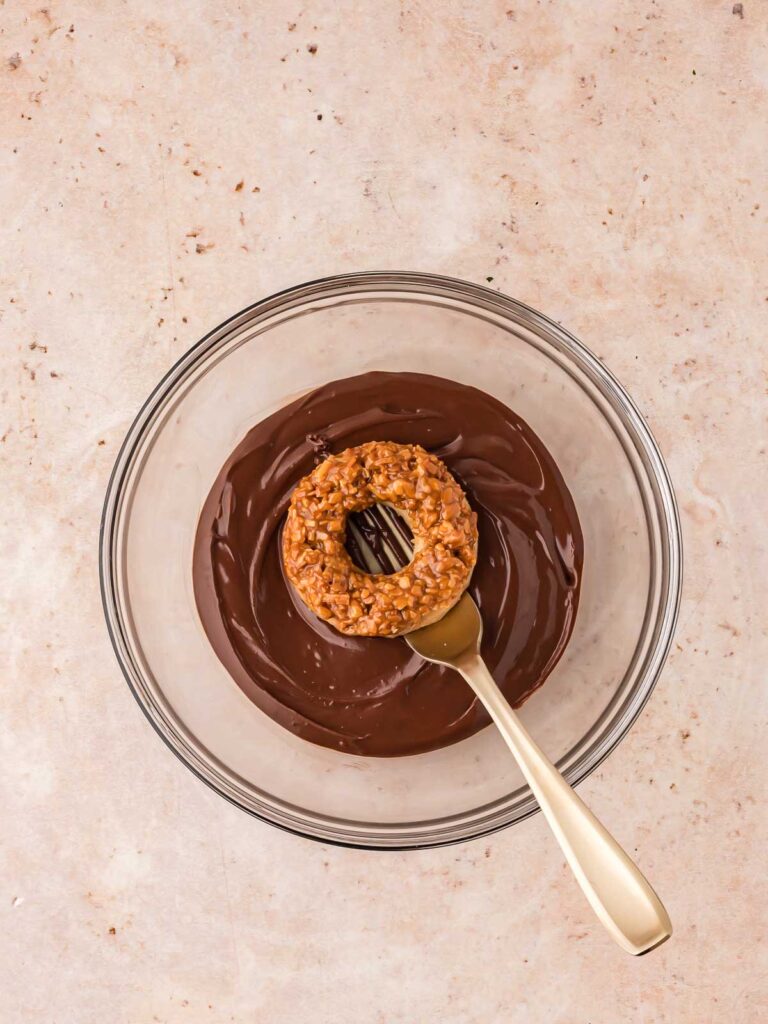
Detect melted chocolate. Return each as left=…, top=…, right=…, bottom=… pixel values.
left=193, top=372, right=583, bottom=756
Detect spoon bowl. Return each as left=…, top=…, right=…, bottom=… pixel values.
left=406, top=590, right=484, bottom=663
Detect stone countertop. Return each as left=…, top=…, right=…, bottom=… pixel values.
left=2, top=2, right=766, bottom=1021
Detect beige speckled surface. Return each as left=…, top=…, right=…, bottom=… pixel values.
left=2, top=1, right=767, bottom=1020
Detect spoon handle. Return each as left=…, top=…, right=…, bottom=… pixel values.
left=457, top=652, right=672, bottom=956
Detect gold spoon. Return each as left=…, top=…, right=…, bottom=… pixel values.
left=406, top=591, right=672, bottom=956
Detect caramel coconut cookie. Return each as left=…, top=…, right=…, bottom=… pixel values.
left=282, top=441, right=478, bottom=636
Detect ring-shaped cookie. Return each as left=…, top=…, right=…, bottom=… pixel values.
left=282, top=441, right=478, bottom=636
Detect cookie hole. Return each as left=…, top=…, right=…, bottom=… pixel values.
left=345, top=504, right=413, bottom=575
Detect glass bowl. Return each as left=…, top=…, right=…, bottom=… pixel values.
left=100, top=272, right=682, bottom=849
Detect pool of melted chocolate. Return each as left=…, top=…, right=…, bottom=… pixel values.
left=193, top=371, right=583, bottom=757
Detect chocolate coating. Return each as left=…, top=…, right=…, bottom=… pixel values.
left=193, top=372, right=583, bottom=757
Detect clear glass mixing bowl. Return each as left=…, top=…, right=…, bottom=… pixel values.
left=100, top=272, right=682, bottom=849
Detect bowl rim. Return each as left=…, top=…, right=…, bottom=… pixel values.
left=100, top=270, right=683, bottom=850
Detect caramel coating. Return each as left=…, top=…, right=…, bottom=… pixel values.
left=282, top=441, right=478, bottom=636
